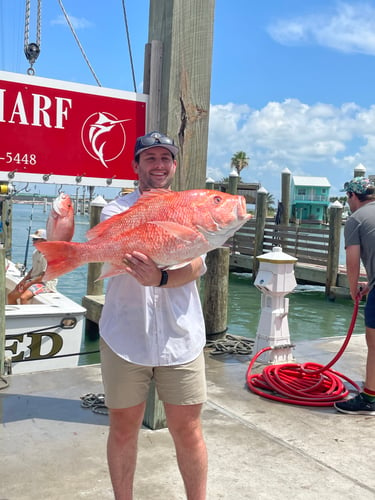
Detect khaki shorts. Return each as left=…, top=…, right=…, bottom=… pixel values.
left=100, top=338, right=207, bottom=409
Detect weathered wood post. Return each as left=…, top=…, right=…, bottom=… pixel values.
left=86, top=196, right=106, bottom=294
left=326, top=200, right=343, bottom=297
left=143, top=0, right=215, bottom=430
left=228, top=168, right=239, bottom=195
left=0, top=247, right=6, bottom=379
left=83, top=195, right=106, bottom=340
left=202, top=169, right=235, bottom=339
left=1, top=197, right=12, bottom=260
left=203, top=247, right=230, bottom=340
left=205, top=177, right=215, bottom=190
left=281, top=168, right=291, bottom=226
left=148, top=0, right=215, bottom=191
left=252, top=187, right=268, bottom=281
left=354, top=163, right=366, bottom=177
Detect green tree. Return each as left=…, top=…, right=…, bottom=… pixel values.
left=266, top=192, right=276, bottom=215
left=266, top=192, right=275, bottom=210
left=329, top=196, right=347, bottom=203
left=231, top=151, right=249, bottom=175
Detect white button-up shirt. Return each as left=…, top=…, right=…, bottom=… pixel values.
left=99, top=189, right=206, bottom=366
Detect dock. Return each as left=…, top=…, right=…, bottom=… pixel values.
left=1, top=334, right=375, bottom=499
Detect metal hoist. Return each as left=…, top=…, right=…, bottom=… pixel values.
left=24, top=0, right=42, bottom=75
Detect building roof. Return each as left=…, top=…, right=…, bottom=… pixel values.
left=292, top=175, right=331, bottom=187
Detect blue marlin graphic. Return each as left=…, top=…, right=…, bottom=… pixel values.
left=89, top=112, right=130, bottom=168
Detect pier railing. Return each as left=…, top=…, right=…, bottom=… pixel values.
left=230, top=219, right=330, bottom=266
left=228, top=195, right=346, bottom=297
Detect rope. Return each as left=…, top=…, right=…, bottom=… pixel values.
left=121, top=0, right=137, bottom=92
left=24, top=0, right=41, bottom=74
left=206, top=334, right=254, bottom=356
left=56, top=0, right=102, bottom=86
left=80, top=393, right=108, bottom=415
left=246, top=296, right=361, bottom=406
left=0, top=376, right=9, bottom=390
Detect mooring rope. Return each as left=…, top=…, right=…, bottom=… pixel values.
left=206, top=334, right=254, bottom=356
left=80, top=393, right=108, bottom=415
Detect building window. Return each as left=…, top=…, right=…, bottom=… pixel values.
left=297, top=188, right=306, bottom=195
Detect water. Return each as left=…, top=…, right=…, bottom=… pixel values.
left=8, top=203, right=365, bottom=365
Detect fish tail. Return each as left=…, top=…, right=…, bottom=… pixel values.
left=34, top=241, right=83, bottom=280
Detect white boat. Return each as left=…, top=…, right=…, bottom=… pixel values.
left=4, top=259, right=86, bottom=375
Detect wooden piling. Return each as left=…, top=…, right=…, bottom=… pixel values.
left=1, top=198, right=12, bottom=260
left=228, top=169, right=239, bottom=195
left=86, top=196, right=106, bottom=295
left=281, top=168, right=291, bottom=226
left=83, top=196, right=106, bottom=339
left=202, top=168, right=233, bottom=340
left=252, top=188, right=268, bottom=281
left=148, top=0, right=215, bottom=191
left=203, top=247, right=230, bottom=340
left=326, top=201, right=343, bottom=297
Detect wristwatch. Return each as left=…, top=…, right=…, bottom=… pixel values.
left=158, top=270, right=168, bottom=287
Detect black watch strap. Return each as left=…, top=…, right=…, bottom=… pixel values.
left=158, top=270, right=168, bottom=287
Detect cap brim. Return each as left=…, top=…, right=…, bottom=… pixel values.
left=30, top=234, right=46, bottom=239
left=135, top=143, right=179, bottom=157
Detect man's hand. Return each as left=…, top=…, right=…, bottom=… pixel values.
left=356, top=283, right=369, bottom=300
left=123, top=251, right=162, bottom=287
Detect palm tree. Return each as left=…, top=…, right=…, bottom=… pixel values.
left=231, top=151, right=249, bottom=175
left=266, top=192, right=276, bottom=215
left=266, top=192, right=275, bottom=210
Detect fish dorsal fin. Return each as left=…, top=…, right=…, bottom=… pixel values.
left=86, top=210, right=128, bottom=240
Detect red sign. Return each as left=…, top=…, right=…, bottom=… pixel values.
left=0, top=71, right=147, bottom=187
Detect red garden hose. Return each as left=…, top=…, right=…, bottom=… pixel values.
left=246, top=295, right=362, bottom=406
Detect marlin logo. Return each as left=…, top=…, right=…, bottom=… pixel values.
left=81, top=112, right=130, bottom=168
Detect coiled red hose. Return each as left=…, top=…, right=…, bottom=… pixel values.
left=246, top=296, right=362, bottom=406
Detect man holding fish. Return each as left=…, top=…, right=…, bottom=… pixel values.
left=34, top=131, right=249, bottom=498
left=99, top=131, right=209, bottom=500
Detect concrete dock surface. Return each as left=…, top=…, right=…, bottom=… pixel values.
left=1, top=334, right=374, bottom=500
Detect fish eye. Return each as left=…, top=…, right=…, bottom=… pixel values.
left=213, top=196, right=222, bottom=204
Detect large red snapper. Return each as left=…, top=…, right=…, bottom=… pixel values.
left=46, top=192, right=75, bottom=242
left=36, top=189, right=251, bottom=281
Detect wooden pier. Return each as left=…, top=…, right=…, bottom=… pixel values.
left=228, top=216, right=354, bottom=298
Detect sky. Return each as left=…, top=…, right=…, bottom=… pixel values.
left=1, top=0, right=375, bottom=201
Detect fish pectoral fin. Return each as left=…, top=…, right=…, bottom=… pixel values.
left=150, top=221, right=203, bottom=243
left=165, top=260, right=194, bottom=270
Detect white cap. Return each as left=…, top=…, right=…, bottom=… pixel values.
left=30, top=228, right=47, bottom=240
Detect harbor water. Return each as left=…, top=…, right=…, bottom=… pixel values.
left=8, top=202, right=365, bottom=365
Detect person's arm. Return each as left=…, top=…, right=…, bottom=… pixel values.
left=346, top=244, right=363, bottom=300
left=123, top=251, right=205, bottom=287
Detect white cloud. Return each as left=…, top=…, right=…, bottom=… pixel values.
left=207, top=98, right=375, bottom=199
left=267, top=2, right=375, bottom=55
left=51, top=15, right=93, bottom=30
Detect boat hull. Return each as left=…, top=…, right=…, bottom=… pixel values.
left=5, top=260, right=87, bottom=374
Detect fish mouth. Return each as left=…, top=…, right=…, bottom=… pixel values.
left=52, top=199, right=62, bottom=215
